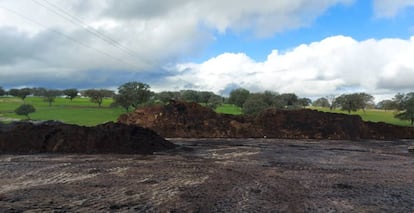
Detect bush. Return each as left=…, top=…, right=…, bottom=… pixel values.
left=15, top=104, right=36, bottom=119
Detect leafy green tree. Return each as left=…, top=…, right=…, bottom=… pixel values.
left=242, top=93, right=268, bottom=115
left=43, top=89, right=62, bottom=107
left=180, top=90, right=200, bottom=103
left=262, top=90, right=279, bottom=106
left=207, top=94, right=223, bottom=109
left=83, top=89, right=115, bottom=107
left=228, top=88, right=250, bottom=108
left=63, top=88, right=79, bottom=101
left=313, top=97, right=330, bottom=108
left=376, top=99, right=397, bottom=111
left=395, top=93, right=414, bottom=125
left=199, top=91, right=214, bottom=104
left=335, top=93, right=373, bottom=114
left=272, top=93, right=299, bottom=109
left=0, top=86, right=5, bottom=96
left=31, top=87, right=47, bottom=96
left=115, top=82, right=152, bottom=110
left=298, top=98, right=312, bottom=108
left=155, top=91, right=181, bottom=103
left=9, top=88, right=32, bottom=103
left=15, top=104, right=36, bottom=119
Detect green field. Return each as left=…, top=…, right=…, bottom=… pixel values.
left=0, top=96, right=124, bottom=126
left=215, top=104, right=242, bottom=115
left=0, top=97, right=411, bottom=127
left=310, top=107, right=411, bottom=127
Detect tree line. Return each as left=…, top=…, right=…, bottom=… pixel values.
left=1, top=84, right=413, bottom=125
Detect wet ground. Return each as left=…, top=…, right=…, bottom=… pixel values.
left=1, top=139, right=414, bottom=212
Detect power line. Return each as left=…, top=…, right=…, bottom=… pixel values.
left=0, top=4, right=144, bottom=70
left=32, top=0, right=153, bottom=66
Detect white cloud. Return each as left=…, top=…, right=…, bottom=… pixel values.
left=374, top=0, right=414, bottom=18
left=169, top=36, right=414, bottom=99
left=0, top=0, right=353, bottom=89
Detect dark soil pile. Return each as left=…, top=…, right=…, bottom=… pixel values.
left=118, top=101, right=414, bottom=140
left=0, top=121, right=176, bottom=154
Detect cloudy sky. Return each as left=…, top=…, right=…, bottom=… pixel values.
left=0, top=0, right=414, bottom=100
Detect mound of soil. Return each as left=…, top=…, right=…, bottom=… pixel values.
left=0, top=121, right=176, bottom=154
left=118, top=101, right=414, bottom=140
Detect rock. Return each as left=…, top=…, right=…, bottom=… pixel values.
left=408, top=146, right=414, bottom=153
left=0, top=121, right=176, bottom=154
left=118, top=101, right=414, bottom=140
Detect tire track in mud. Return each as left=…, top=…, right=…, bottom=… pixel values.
left=1, top=139, right=414, bottom=212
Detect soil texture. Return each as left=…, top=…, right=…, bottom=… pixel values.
left=1, top=139, right=413, bottom=212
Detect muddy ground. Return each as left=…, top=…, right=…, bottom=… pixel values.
left=1, top=139, right=414, bottom=212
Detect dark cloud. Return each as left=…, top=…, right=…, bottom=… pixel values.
left=102, top=0, right=189, bottom=19
left=377, top=66, right=414, bottom=91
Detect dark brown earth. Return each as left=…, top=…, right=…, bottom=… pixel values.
left=0, top=121, right=175, bottom=154
left=0, top=139, right=413, bottom=212
left=118, top=101, right=414, bottom=140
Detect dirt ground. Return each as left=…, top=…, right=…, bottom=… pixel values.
left=1, top=139, right=414, bottom=212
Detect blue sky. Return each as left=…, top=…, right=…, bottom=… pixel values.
left=0, top=0, right=414, bottom=100
left=199, top=0, right=414, bottom=62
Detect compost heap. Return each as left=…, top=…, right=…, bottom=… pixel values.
left=118, top=101, right=414, bottom=140
left=0, top=121, right=175, bottom=154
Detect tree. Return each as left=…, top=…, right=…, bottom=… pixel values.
left=313, top=97, right=330, bottom=108
left=15, top=104, right=36, bottom=119
left=9, top=88, right=31, bottom=102
left=228, top=88, right=250, bottom=108
left=155, top=91, right=181, bottom=103
left=207, top=94, right=223, bottom=109
left=335, top=93, right=373, bottom=114
left=43, top=89, right=61, bottom=107
left=83, top=89, right=115, bottom=107
left=181, top=90, right=200, bottom=103
left=298, top=98, right=312, bottom=108
left=395, top=93, right=414, bottom=125
left=115, top=82, right=152, bottom=110
left=242, top=93, right=268, bottom=115
left=63, top=88, right=79, bottom=101
left=113, top=94, right=131, bottom=112
left=358, top=92, right=375, bottom=113
left=262, top=90, right=279, bottom=106
left=31, top=87, right=47, bottom=96
left=376, top=99, right=397, bottom=111
left=199, top=91, right=214, bottom=104
left=273, top=93, right=299, bottom=109
left=0, top=86, right=5, bottom=96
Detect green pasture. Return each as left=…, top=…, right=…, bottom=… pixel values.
left=0, top=96, right=124, bottom=126
left=310, top=107, right=411, bottom=127
left=215, top=104, right=242, bottom=115
left=0, top=97, right=411, bottom=127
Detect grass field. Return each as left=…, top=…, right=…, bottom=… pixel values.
left=0, top=97, right=411, bottom=127
left=0, top=96, right=124, bottom=126
left=215, top=104, right=242, bottom=115
left=310, top=107, right=412, bottom=127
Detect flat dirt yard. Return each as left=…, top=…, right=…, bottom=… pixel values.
left=1, top=139, right=414, bottom=212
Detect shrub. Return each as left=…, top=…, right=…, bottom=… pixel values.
left=15, top=104, right=36, bottom=120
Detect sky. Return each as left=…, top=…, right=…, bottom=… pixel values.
left=0, top=0, right=414, bottom=101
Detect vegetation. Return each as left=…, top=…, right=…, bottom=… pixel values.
left=394, top=93, right=414, bottom=125
left=63, top=88, right=79, bottom=101
left=0, top=86, right=5, bottom=96
left=15, top=104, right=36, bottom=119
left=43, top=89, right=62, bottom=107
left=114, top=82, right=152, bottom=112
left=1, top=83, right=413, bottom=126
left=228, top=88, right=250, bottom=108
left=9, top=88, right=32, bottom=103
left=313, top=97, right=330, bottom=108
left=83, top=89, right=115, bottom=107
left=334, top=93, right=374, bottom=114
